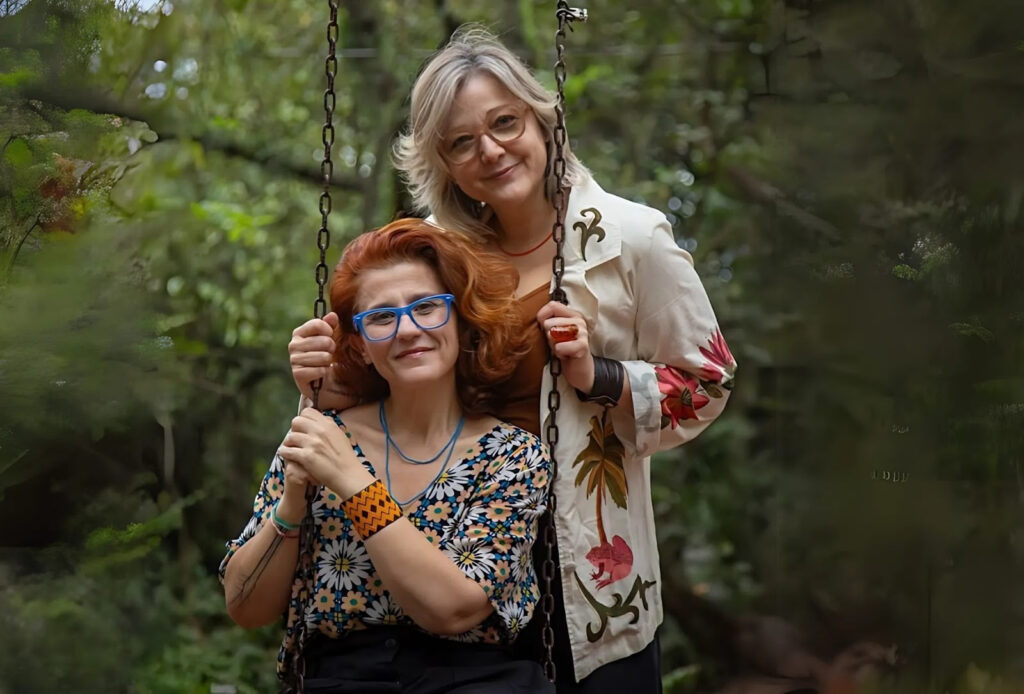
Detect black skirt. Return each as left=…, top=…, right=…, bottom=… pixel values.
left=298, top=625, right=554, bottom=694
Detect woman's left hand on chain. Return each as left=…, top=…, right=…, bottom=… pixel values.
left=279, top=408, right=373, bottom=498
left=537, top=300, right=596, bottom=394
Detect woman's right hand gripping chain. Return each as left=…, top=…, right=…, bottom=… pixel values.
left=288, top=311, right=359, bottom=412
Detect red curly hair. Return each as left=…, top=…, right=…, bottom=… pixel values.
left=330, top=218, right=529, bottom=411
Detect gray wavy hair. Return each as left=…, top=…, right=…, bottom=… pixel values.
left=393, top=25, right=589, bottom=239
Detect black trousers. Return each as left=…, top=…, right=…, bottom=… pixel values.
left=300, top=626, right=554, bottom=694
left=515, top=515, right=663, bottom=694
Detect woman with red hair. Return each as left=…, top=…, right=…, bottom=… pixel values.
left=220, top=218, right=554, bottom=693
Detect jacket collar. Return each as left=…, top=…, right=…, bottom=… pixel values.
left=562, top=175, right=622, bottom=271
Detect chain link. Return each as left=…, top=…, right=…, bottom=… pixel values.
left=291, top=2, right=339, bottom=692
left=311, top=1, right=339, bottom=408
left=541, top=2, right=586, bottom=684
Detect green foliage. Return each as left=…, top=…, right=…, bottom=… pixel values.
left=662, top=664, right=702, bottom=694
left=1, top=0, right=1021, bottom=691
left=0, top=482, right=278, bottom=693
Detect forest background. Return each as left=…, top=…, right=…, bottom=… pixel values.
left=1, top=0, right=1023, bottom=692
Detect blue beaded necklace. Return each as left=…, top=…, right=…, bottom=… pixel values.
left=378, top=400, right=465, bottom=506
left=378, top=400, right=464, bottom=464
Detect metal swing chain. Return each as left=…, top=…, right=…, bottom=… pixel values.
left=541, top=1, right=587, bottom=684
left=292, top=2, right=339, bottom=692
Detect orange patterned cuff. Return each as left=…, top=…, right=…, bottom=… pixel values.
left=342, top=479, right=403, bottom=539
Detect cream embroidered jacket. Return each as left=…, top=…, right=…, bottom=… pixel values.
left=541, top=174, right=736, bottom=681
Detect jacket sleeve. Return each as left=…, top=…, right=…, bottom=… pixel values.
left=614, top=214, right=736, bottom=459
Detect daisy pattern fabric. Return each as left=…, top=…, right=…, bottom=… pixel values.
left=218, top=414, right=550, bottom=680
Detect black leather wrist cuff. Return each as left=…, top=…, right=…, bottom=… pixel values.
left=575, top=357, right=625, bottom=408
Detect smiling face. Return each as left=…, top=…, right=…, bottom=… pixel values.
left=353, top=260, right=460, bottom=391
left=443, top=72, right=549, bottom=216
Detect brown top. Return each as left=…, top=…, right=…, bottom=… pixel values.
left=494, top=284, right=550, bottom=437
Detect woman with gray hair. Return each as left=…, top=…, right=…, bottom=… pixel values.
left=288, top=26, right=737, bottom=693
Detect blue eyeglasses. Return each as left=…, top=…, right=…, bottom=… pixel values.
left=352, top=294, right=455, bottom=342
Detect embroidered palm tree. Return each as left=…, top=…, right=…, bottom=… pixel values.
left=573, top=409, right=633, bottom=587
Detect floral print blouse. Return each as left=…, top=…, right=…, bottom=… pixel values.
left=219, top=413, right=550, bottom=680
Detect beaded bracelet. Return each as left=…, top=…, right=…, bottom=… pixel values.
left=342, top=479, right=403, bottom=540
left=271, top=501, right=301, bottom=539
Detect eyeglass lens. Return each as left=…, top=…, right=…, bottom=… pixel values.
left=361, top=297, right=450, bottom=340
left=447, top=107, right=527, bottom=164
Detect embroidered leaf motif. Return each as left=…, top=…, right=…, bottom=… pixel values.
left=574, top=207, right=605, bottom=261
left=703, top=382, right=723, bottom=398
left=573, top=571, right=658, bottom=642
left=572, top=410, right=627, bottom=546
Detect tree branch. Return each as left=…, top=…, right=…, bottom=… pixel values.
left=3, top=216, right=41, bottom=279
left=725, top=165, right=841, bottom=240
left=21, top=85, right=364, bottom=192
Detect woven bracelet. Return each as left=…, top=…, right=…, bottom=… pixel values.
left=270, top=502, right=301, bottom=539
left=342, top=479, right=403, bottom=540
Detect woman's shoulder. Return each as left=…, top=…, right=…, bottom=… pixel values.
left=461, top=417, right=544, bottom=454
left=572, top=176, right=669, bottom=244
left=322, top=402, right=377, bottom=431
left=482, top=418, right=545, bottom=446
left=478, top=421, right=549, bottom=473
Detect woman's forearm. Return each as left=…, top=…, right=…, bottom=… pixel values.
left=222, top=516, right=300, bottom=629
left=362, top=517, right=494, bottom=635
left=319, top=464, right=494, bottom=635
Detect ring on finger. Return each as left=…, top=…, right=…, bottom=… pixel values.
left=549, top=324, right=579, bottom=343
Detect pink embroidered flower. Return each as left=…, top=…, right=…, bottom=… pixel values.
left=655, top=365, right=710, bottom=428
left=698, top=328, right=736, bottom=383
